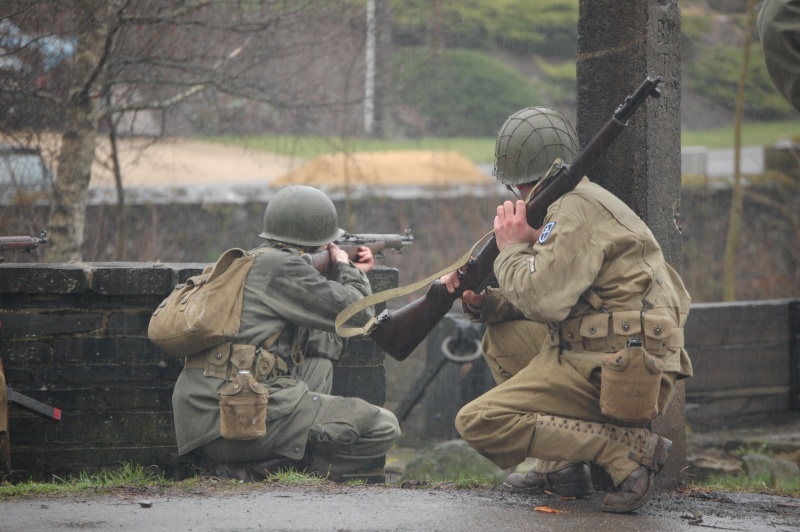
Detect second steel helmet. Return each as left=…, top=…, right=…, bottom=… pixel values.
left=259, top=185, right=345, bottom=247
left=493, top=107, right=580, bottom=186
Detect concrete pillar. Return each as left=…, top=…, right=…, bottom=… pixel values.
left=577, top=1, right=687, bottom=489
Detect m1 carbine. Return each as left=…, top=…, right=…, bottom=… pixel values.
left=303, top=230, right=413, bottom=273
left=363, top=76, right=663, bottom=361
left=0, top=230, right=48, bottom=263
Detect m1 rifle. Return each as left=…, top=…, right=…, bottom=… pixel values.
left=363, top=76, right=663, bottom=362
left=303, top=230, right=413, bottom=273
left=0, top=230, right=48, bottom=263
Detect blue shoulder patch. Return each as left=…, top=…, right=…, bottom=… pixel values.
left=538, top=221, right=556, bottom=244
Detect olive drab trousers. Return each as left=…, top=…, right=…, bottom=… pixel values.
left=201, top=358, right=399, bottom=476
left=456, top=319, right=678, bottom=486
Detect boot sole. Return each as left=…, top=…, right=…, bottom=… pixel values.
left=599, top=435, right=672, bottom=514
left=600, top=469, right=656, bottom=513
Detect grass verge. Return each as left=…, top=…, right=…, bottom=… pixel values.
left=690, top=473, right=800, bottom=496
left=207, top=119, right=799, bottom=163
left=0, top=462, right=168, bottom=498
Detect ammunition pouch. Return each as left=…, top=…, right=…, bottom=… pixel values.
left=183, top=327, right=294, bottom=382
left=557, top=312, right=683, bottom=356
left=218, top=371, right=268, bottom=440
left=183, top=342, right=292, bottom=381
left=599, top=342, right=664, bottom=424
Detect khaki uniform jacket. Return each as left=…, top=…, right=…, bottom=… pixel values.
left=475, top=178, right=692, bottom=378
left=172, top=245, right=374, bottom=456
left=758, top=0, right=800, bottom=112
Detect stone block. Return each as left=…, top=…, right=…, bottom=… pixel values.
left=0, top=263, right=86, bottom=294
left=54, top=336, right=163, bottom=363
left=87, top=263, right=176, bottom=295
left=107, top=311, right=152, bottom=334
left=0, top=341, right=52, bottom=365
left=0, top=312, right=102, bottom=337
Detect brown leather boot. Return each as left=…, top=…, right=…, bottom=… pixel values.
left=503, top=462, right=593, bottom=497
left=600, top=433, right=672, bottom=513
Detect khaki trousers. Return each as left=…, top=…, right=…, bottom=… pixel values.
left=456, top=319, right=676, bottom=485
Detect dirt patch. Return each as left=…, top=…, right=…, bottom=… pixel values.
left=14, top=135, right=491, bottom=189
left=272, top=150, right=491, bottom=187
left=89, top=137, right=303, bottom=188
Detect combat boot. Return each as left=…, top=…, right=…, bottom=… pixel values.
left=600, top=433, right=672, bottom=514
left=503, top=462, right=593, bottom=497
left=214, top=456, right=305, bottom=482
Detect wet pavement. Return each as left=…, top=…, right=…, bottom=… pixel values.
left=2, top=416, right=799, bottom=531
left=1, top=480, right=798, bottom=531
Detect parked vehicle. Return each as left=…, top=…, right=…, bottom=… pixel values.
left=0, top=144, right=54, bottom=203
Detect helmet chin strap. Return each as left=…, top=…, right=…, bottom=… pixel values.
left=265, top=239, right=315, bottom=254
left=524, top=158, right=563, bottom=203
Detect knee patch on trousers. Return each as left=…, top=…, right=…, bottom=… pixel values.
left=308, top=397, right=379, bottom=446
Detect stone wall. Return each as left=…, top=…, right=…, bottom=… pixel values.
left=0, top=262, right=396, bottom=482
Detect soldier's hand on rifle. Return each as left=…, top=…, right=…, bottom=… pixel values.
left=439, top=271, right=488, bottom=309
left=327, top=243, right=350, bottom=266
left=352, top=245, right=374, bottom=273
left=494, top=200, right=543, bottom=251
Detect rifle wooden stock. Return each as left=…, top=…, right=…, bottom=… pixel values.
left=369, top=76, right=663, bottom=362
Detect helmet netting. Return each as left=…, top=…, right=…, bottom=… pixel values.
left=493, top=108, right=580, bottom=186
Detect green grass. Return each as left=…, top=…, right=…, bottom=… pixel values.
left=269, top=468, right=326, bottom=485
left=207, top=118, right=800, bottom=164
left=692, top=472, right=800, bottom=494
left=680, top=120, right=800, bottom=149
left=204, top=135, right=496, bottom=163
left=0, top=462, right=168, bottom=497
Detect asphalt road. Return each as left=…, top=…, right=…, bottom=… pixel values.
left=2, top=482, right=799, bottom=532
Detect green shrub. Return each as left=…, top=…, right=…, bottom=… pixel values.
left=391, top=0, right=578, bottom=58
left=392, top=47, right=543, bottom=137
left=534, top=56, right=576, bottom=108
left=484, top=0, right=577, bottom=57
left=687, top=44, right=795, bottom=118
left=391, top=0, right=492, bottom=50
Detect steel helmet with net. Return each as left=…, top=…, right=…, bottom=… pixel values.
left=259, top=185, right=345, bottom=247
left=493, top=107, right=581, bottom=187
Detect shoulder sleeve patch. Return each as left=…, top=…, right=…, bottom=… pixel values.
left=538, top=221, right=556, bottom=244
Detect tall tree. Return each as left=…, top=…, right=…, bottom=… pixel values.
left=47, top=0, right=114, bottom=262
left=722, top=0, right=757, bottom=301
left=1, top=0, right=369, bottom=261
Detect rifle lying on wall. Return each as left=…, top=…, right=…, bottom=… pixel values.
left=342, top=76, right=663, bottom=362
left=303, top=230, right=413, bottom=273
left=0, top=230, right=48, bottom=263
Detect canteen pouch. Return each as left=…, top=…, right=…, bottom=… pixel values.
left=599, top=340, right=663, bottom=424
left=218, top=371, right=268, bottom=440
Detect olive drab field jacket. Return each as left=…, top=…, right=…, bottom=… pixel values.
left=172, top=245, right=374, bottom=457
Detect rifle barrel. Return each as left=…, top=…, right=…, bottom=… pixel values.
left=0, top=230, right=48, bottom=253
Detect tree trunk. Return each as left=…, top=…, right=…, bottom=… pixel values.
left=722, top=0, right=756, bottom=301
left=45, top=0, right=115, bottom=262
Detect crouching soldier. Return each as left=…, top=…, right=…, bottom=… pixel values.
left=172, top=185, right=400, bottom=480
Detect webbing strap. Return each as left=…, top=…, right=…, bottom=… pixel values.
left=641, top=265, right=664, bottom=314
left=335, top=232, right=493, bottom=338
left=581, top=288, right=604, bottom=310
